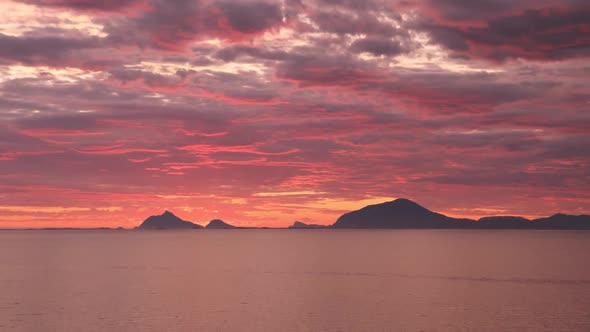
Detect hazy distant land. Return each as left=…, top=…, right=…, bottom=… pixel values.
left=135, top=198, right=590, bottom=230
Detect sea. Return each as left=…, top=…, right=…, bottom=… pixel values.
left=1, top=229, right=589, bottom=331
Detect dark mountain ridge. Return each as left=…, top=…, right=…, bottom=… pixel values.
left=332, top=198, right=473, bottom=229
left=331, top=198, right=590, bottom=229
left=137, top=211, right=203, bottom=229
left=133, top=200, right=589, bottom=230
left=476, top=216, right=533, bottom=229
left=531, top=213, right=590, bottom=229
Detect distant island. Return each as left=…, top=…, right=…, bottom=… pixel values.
left=332, top=198, right=590, bottom=229
left=288, top=221, right=327, bottom=229
left=137, top=213, right=244, bottom=230
left=135, top=198, right=590, bottom=230
left=137, top=211, right=203, bottom=229
left=206, top=219, right=238, bottom=229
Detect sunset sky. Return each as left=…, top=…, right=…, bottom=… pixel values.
left=0, top=0, right=589, bottom=228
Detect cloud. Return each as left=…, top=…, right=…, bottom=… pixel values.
left=103, top=0, right=288, bottom=51
left=215, top=45, right=289, bottom=62
left=310, top=9, right=399, bottom=36
left=217, top=1, right=284, bottom=34
left=416, top=3, right=590, bottom=61
left=0, top=32, right=102, bottom=67
left=15, top=0, right=143, bottom=11
left=350, top=37, right=405, bottom=56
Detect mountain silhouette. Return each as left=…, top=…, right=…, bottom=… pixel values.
left=205, top=219, right=237, bottom=229
left=476, top=216, right=532, bottom=229
left=289, top=221, right=327, bottom=229
left=332, top=198, right=590, bottom=229
left=133, top=201, right=590, bottom=230
left=137, top=211, right=203, bottom=229
left=332, top=198, right=473, bottom=229
left=532, top=214, right=590, bottom=229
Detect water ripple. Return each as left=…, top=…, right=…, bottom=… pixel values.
left=263, top=270, right=590, bottom=285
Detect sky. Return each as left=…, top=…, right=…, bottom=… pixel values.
left=0, top=0, right=589, bottom=228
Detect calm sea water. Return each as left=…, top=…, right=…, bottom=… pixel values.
left=0, top=229, right=589, bottom=331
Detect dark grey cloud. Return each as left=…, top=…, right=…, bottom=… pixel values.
left=108, top=67, right=191, bottom=88
left=103, top=0, right=289, bottom=51
left=0, top=32, right=101, bottom=67
left=311, top=10, right=399, bottom=36
left=350, top=37, right=404, bottom=56
left=417, top=5, right=590, bottom=61
left=218, top=1, right=284, bottom=33
left=426, top=0, right=516, bottom=21
left=15, top=0, right=142, bottom=11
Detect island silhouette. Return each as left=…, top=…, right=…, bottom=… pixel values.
left=288, top=221, right=327, bottom=229
left=138, top=211, right=203, bottom=229
left=205, top=219, right=238, bottom=229
left=136, top=198, right=590, bottom=230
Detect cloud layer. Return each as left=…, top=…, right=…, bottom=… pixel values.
left=0, top=0, right=589, bottom=227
